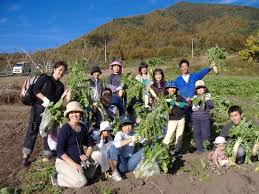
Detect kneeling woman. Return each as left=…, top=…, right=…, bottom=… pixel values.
left=108, top=116, right=143, bottom=181
left=53, top=101, right=95, bottom=188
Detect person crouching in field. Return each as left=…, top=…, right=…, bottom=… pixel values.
left=191, top=80, right=214, bottom=153
left=148, top=68, right=166, bottom=107
left=162, top=80, right=187, bottom=155
left=135, top=62, right=151, bottom=108
left=107, top=116, right=144, bottom=181
left=52, top=101, right=95, bottom=188
left=208, top=136, right=229, bottom=168
left=89, top=65, right=104, bottom=102
left=91, top=121, right=114, bottom=174
left=107, top=60, right=123, bottom=95
left=220, top=105, right=247, bottom=164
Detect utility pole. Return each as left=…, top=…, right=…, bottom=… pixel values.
left=192, top=38, right=194, bottom=58
left=104, top=38, right=107, bottom=63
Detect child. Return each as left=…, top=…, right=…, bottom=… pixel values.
left=163, top=80, right=187, bottom=155
left=107, top=116, right=143, bottom=181
left=191, top=80, right=214, bottom=153
left=107, top=60, right=123, bottom=95
left=91, top=121, right=114, bottom=173
left=208, top=136, right=229, bottom=168
left=148, top=68, right=166, bottom=107
left=89, top=66, right=104, bottom=102
left=135, top=62, right=151, bottom=108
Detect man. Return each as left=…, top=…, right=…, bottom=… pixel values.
left=175, top=59, right=215, bottom=101
left=175, top=59, right=215, bottom=126
left=220, top=105, right=246, bottom=164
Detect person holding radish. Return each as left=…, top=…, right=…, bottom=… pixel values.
left=175, top=59, right=216, bottom=126
left=107, top=115, right=144, bottom=181
left=52, top=101, right=95, bottom=188
left=163, top=80, right=187, bottom=155
left=148, top=68, right=166, bottom=108
left=107, top=60, right=123, bottom=95
left=22, top=61, right=68, bottom=167
left=135, top=62, right=151, bottom=108
left=191, top=80, right=214, bottom=153
left=220, top=105, right=247, bottom=164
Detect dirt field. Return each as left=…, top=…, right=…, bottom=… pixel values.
left=1, top=75, right=259, bottom=194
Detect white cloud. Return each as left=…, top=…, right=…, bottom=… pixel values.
left=219, top=0, right=239, bottom=4
left=0, top=17, right=8, bottom=24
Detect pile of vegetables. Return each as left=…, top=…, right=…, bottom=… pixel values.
left=225, top=120, right=259, bottom=164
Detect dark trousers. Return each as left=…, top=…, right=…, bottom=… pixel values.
left=192, top=118, right=211, bottom=151
left=22, top=104, right=51, bottom=156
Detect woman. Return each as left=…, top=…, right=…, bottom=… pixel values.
left=22, top=61, right=67, bottom=166
left=135, top=62, right=151, bottom=108
left=107, top=116, right=143, bottom=181
left=148, top=68, right=166, bottom=107
left=52, top=101, right=95, bottom=188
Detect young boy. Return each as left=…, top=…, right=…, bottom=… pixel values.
left=163, top=80, right=187, bottom=155
left=220, top=105, right=246, bottom=164
left=89, top=66, right=104, bottom=102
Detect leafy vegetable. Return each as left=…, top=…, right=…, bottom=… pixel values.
left=225, top=120, right=259, bottom=164
left=208, top=45, right=228, bottom=67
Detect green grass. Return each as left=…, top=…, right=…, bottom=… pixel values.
left=18, top=159, right=62, bottom=194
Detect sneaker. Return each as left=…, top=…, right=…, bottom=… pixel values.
left=112, top=170, right=122, bottom=181
left=21, top=158, right=30, bottom=167
left=51, top=171, right=58, bottom=186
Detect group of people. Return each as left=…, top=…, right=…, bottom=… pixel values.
left=21, top=59, right=253, bottom=188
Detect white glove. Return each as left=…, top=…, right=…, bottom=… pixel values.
left=204, top=94, right=212, bottom=102
left=42, top=97, right=50, bottom=108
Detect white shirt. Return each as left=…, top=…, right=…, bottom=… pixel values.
left=182, top=74, right=190, bottom=83
left=114, top=131, right=135, bottom=158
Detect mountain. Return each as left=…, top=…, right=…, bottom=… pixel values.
left=2, top=2, right=259, bottom=68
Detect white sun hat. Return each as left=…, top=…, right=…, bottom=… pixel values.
left=213, top=136, right=227, bottom=144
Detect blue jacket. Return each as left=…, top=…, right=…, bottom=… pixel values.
left=175, top=67, right=210, bottom=98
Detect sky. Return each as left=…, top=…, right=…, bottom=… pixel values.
left=0, top=0, right=259, bottom=53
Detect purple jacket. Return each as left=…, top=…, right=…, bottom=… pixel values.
left=192, top=98, right=214, bottom=120
left=107, top=74, right=122, bottom=93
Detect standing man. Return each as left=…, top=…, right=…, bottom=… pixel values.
left=175, top=59, right=215, bottom=131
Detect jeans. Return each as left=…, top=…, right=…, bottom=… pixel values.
left=192, top=118, right=211, bottom=151
left=108, top=145, right=144, bottom=173
left=22, top=104, right=51, bottom=156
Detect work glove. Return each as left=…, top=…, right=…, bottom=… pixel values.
left=41, top=97, right=50, bottom=108
left=204, top=93, right=212, bottom=102
left=170, top=99, right=176, bottom=107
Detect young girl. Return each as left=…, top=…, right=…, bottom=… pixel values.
left=208, top=136, right=229, bottom=168
left=107, top=116, right=143, bottom=181
left=191, top=80, right=214, bottom=153
left=148, top=68, right=166, bottom=107
left=163, top=80, right=187, bottom=155
left=107, top=60, right=123, bottom=95
left=135, top=62, right=151, bottom=108
left=91, top=121, right=114, bottom=174
left=89, top=66, right=104, bottom=102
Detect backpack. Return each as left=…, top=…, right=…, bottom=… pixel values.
left=20, top=74, right=44, bottom=106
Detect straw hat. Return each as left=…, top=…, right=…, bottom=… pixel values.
left=64, top=101, right=84, bottom=117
